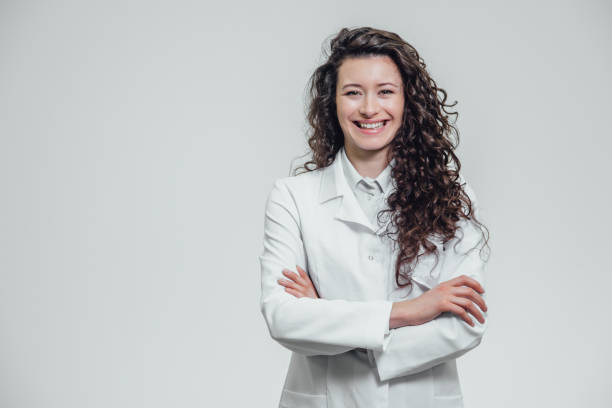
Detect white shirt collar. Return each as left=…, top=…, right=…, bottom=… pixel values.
left=340, top=145, right=395, bottom=194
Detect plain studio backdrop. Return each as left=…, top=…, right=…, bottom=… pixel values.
left=1, top=0, right=610, bottom=407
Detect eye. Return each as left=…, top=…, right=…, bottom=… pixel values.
left=344, top=90, right=360, bottom=96
left=380, top=89, right=394, bottom=95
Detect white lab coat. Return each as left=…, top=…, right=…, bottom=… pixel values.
left=259, top=148, right=488, bottom=408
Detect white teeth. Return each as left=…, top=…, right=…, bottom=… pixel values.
left=358, top=121, right=385, bottom=129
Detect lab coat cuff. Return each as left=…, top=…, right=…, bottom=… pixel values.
left=369, top=300, right=393, bottom=352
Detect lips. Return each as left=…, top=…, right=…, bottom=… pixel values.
left=352, top=120, right=389, bottom=134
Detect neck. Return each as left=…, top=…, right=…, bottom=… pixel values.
left=344, top=143, right=391, bottom=179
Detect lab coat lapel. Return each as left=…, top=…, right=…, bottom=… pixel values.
left=319, top=149, right=387, bottom=235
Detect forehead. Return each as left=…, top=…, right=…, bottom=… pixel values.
left=337, top=55, right=402, bottom=85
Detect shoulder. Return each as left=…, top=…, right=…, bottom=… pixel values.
left=451, top=173, right=488, bottom=257
left=265, top=168, right=325, bottom=209
left=269, top=168, right=324, bottom=197
left=279, top=168, right=322, bottom=190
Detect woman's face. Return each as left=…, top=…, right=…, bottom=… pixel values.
left=335, top=55, right=405, bottom=158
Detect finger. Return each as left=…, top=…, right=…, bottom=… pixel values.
left=284, top=287, right=303, bottom=298
left=454, top=286, right=487, bottom=312
left=448, top=274, right=484, bottom=293
left=277, top=278, right=299, bottom=290
left=450, top=275, right=484, bottom=294
left=282, top=269, right=305, bottom=285
left=448, top=303, right=474, bottom=326
left=452, top=297, right=485, bottom=324
left=296, top=265, right=310, bottom=281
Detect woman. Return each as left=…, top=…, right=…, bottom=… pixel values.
left=259, top=27, right=490, bottom=408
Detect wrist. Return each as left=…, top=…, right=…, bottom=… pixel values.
left=389, top=299, right=413, bottom=329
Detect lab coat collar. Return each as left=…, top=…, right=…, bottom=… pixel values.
left=319, top=147, right=393, bottom=235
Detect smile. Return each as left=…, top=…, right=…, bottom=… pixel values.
left=352, top=120, right=389, bottom=134
left=354, top=120, right=387, bottom=129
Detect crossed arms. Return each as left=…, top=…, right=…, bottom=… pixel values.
left=259, top=178, right=489, bottom=381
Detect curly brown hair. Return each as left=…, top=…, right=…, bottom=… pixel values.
left=293, top=26, right=490, bottom=288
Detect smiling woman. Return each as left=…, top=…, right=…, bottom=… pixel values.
left=259, top=26, right=490, bottom=408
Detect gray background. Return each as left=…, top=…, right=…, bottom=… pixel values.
left=1, top=0, right=610, bottom=407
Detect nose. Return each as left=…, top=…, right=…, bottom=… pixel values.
left=359, top=93, right=379, bottom=117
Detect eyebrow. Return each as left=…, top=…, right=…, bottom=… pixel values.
left=341, top=82, right=400, bottom=90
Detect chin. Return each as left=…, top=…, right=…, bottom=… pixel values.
left=351, top=137, right=394, bottom=152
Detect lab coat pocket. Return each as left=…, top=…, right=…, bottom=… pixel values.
left=432, top=360, right=462, bottom=397
left=410, top=258, right=442, bottom=290
left=411, top=272, right=435, bottom=291
left=279, top=389, right=326, bottom=408
left=410, top=239, right=447, bottom=290
left=431, top=358, right=464, bottom=407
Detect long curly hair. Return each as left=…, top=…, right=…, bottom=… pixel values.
left=293, top=26, right=490, bottom=288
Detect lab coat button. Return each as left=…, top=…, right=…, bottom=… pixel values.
left=368, top=255, right=374, bottom=261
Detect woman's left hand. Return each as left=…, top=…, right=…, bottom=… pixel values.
left=277, top=265, right=320, bottom=299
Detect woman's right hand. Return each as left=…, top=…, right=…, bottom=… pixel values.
left=390, top=274, right=487, bottom=328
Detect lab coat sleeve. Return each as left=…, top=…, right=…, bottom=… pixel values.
left=371, top=178, right=489, bottom=381
left=259, top=178, right=393, bottom=357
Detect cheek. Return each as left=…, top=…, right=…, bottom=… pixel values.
left=398, top=97, right=405, bottom=113
left=336, top=99, right=352, bottom=118
left=389, top=99, right=404, bottom=120
left=335, top=105, right=350, bottom=132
